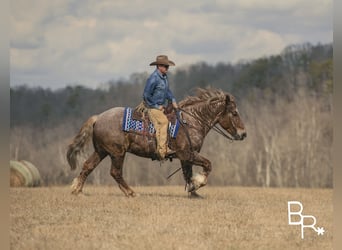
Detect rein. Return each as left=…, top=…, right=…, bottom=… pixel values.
left=178, top=107, right=234, bottom=142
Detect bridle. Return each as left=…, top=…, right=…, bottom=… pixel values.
left=178, top=105, right=235, bottom=142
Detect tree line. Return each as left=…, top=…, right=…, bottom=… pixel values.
left=10, top=42, right=333, bottom=188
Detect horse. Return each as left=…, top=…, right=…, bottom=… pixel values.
left=67, top=88, right=247, bottom=197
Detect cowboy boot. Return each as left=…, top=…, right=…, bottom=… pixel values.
left=166, top=146, right=176, bottom=156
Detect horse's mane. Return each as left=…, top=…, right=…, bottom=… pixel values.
left=179, top=87, right=233, bottom=108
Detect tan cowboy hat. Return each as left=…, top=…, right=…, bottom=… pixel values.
left=149, top=55, right=175, bottom=66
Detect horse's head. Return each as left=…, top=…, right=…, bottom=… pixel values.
left=179, top=88, right=247, bottom=140
left=217, top=93, right=247, bottom=140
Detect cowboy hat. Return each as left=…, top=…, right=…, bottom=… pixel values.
left=149, top=55, right=175, bottom=66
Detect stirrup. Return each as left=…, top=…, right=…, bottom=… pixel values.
left=166, top=150, right=176, bottom=156
left=165, top=149, right=176, bottom=162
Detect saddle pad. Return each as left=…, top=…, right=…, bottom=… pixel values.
left=122, top=107, right=180, bottom=138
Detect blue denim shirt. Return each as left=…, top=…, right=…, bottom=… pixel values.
left=143, top=69, right=176, bottom=109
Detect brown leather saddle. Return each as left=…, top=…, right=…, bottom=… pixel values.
left=130, top=102, right=178, bottom=161
left=132, top=102, right=177, bottom=126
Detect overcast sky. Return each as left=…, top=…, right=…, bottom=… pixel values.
left=10, top=0, right=332, bottom=89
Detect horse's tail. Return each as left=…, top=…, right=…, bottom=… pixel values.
left=67, top=115, right=98, bottom=170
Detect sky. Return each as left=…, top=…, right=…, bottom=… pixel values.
left=10, top=0, right=333, bottom=90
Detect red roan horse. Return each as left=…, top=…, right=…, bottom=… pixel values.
left=67, top=88, right=246, bottom=197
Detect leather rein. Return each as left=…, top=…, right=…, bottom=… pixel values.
left=177, top=107, right=235, bottom=142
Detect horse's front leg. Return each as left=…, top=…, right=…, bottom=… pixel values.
left=181, top=160, right=193, bottom=187
left=181, top=160, right=204, bottom=198
left=187, top=152, right=212, bottom=192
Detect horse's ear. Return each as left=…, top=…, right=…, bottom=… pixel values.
left=225, top=94, right=231, bottom=104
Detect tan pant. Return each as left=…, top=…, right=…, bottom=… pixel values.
left=148, top=108, right=169, bottom=159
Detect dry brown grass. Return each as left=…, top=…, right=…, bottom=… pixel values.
left=10, top=186, right=332, bottom=250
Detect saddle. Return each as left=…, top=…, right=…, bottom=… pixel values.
left=122, top=102, right=180, bottom=161
left=132, top=101, right=177, bottom=124
left=122, top=102, right=180, bottom=139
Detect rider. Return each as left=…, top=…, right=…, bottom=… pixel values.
left=143, top=55, right=179, bottom=160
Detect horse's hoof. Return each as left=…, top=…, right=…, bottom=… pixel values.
left=71, top=190, right=81, bottom=195
left=189, top=191, right=203, bottom=199
left=126, top=191, right=137, bottom=198
left=186, top=183, right=196, bottom=193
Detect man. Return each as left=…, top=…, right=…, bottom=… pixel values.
left=143, top=55, right=179, bottom=160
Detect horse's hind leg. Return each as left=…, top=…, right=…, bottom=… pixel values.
left=71, top=151, right=106, bottom=194
left=110, top=155, right=136, bottom=197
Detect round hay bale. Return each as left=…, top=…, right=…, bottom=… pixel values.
left=20, top=160, right=41, bottom=187
left=10, top=168, right=26, bottom=187
left=10, top=160, right=33, bottom=186
left=10, top=160, right=41, bottom=187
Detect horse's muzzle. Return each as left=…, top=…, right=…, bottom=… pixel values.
left=235, top=131, right=247, bottom=140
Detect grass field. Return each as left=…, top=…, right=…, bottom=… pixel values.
left=10, top=186, right=332, bottom=250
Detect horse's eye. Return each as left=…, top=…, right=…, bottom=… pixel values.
left=232, top=111, right=238, bottom=116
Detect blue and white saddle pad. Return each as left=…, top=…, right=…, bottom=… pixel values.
left=122, top=107, right=180, bottom=138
